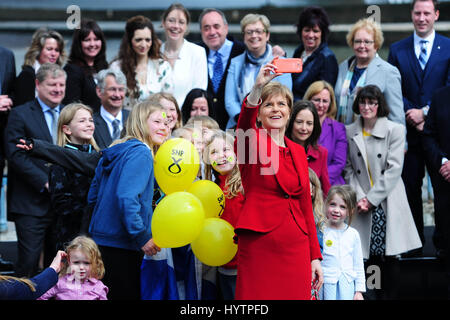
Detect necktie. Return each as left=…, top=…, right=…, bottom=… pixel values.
left=112, top=119, right=121, bottom=140
left=211, top=51, right=223, bottom=93
left=49, top=108, right=59, bottom=144
left=418, top=40, right=428, bottom=70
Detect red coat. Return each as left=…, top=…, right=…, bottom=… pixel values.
left=234, top=98, right=322, bottom=299
left=306, top=145, right=331, bottom=196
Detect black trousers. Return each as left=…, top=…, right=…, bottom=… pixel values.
left=13, top=213, right=53, bottom=278
left=98, top=245, right=143, bottom=300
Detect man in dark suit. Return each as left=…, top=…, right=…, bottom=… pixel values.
left=93, top=68, right=129, bottom=150
left=199, top=8, right=245, bottom=130
left=0, top=45, right=16, bottom=269
left=388, top=0, right=450, bottom=251
left=422, top=86, right=450, bottom=296
left=5, top=63, right=66, bottom=277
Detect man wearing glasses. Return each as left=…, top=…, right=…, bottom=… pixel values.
left=94, top=68, right=129, bottom=150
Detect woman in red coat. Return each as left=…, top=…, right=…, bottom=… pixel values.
left=234, top=63, right=323, bottom=300
left=286, top=101, right=331, bottom=196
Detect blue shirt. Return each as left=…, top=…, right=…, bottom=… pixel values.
left=207, top=38, right=233, bottom=79
left=37, top=96, right=61, bottom=136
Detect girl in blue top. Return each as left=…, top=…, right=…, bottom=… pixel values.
left=87, top=100, right=170, bottom=300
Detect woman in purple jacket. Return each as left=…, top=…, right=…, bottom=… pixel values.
left=304, top=81, right=347, bottom=185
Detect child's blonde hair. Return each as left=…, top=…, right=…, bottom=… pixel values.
left=309, top=168, right=326, bottom=232
left=112, top=100, right=166, bottom=155
left=325, top=185, right=357, bottom=227
left=61, top=236, right=105, bottom=280
left=203, top=130, right=243, bottom=198
left=57, top=103, right=100, bottom=151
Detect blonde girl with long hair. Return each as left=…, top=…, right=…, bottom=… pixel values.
left=203, top=130, right=244, bottom=299
left=87, top=100, right=170, bottom=300
left=48, top=103, right=100, bottom=253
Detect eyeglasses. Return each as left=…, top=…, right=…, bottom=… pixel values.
left=244, top=29, right=267, bottom=36
left=106, top=87, right=126, bottom=93
left=353, top=39, right=375, bottom=46
left=359, top=101, right=378, bottom=108
left=311, top=98, right=330, bottom=106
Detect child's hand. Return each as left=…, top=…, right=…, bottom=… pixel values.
left=16, top=138, right=33, bottom=151
left=353, top=292, right=364, bottom=300
left=142, top=238, right=161, bottom=256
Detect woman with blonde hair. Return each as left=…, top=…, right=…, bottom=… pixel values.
left=304, top=80, right=347, bottom=185
left=87, top=100, right=170, bottom=300
left=334, top=18, right=404, bottom=126
left=14, top=28, right=66, bottom=106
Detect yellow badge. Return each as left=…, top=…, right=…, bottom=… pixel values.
left=325, top=239, right=333, bottom=247
left=161, top=111, right=167, bottom=118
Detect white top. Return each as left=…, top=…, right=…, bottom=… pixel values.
left=321, top=225, right=366, bottom=292
left=110, top=58, right=173, bottom=110
left=161, top=39, right=208, bottom=107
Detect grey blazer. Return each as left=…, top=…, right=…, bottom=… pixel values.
left=344, top=116, right=421, bottom=258
left=335, top=55, right=405, bottom=127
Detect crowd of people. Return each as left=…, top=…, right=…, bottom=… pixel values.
left=0, top=0, right=449, bottom=301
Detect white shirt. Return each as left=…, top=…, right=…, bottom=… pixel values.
left=100, top=105, right=123, bottom=138
left=413, top=30, right=435, bottom=61
left=161, top=39, right=208, bottom=107
left=321, top=225, right=366, bottom=292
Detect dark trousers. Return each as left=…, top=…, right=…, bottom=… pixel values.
left=98, top=245, right=143, bottom=300
left=402, top=144, right=429, bottom=245
left=363, top=256, right=400, bottom=300
left=13, top=213, right=53, bottom=278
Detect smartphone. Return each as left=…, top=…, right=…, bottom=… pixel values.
left=272, top=57, right=303, bottom=73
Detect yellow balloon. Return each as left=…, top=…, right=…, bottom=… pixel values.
left=154, top=138, right=200, bottom=194
left=187, top=180, right=225, bottom=218
left=151, top=192, right=205, bottom=248
left=191, top=218, right=237, bottom=267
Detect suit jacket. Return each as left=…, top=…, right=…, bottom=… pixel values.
left=225, top=50, right=293, bottom=129
left=344, top=116, right=422, bottom=258
left=235, top=97, right=321, bottom=261
left=423, top=86, right=450, bottom=172
left=306, top=144, right=331, bottom=196
left=335, top=55, right=405, bottom=126
left=318, top=117, right=347, bottom=186
left=388, top=32, right=450, bottom=147
left=0, top=46, right=16, bottom=157
left=93, top=109, right=129, bottom=150
left=63, top=63, right=101, bottom=113
left=5, top=99, right=63, bottom=218
left=201, top=39, right=245, bottom=130
left=292, top=42, right=338, bottom=101
left=14, top=65, right=36, bottom=107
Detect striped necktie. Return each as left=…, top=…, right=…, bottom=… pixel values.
left=211, top=51, right=223, bottom=93
left=49, top=108, right=59, bottom=144
left=112, top=119, right=121, bottom=140
left=418, top=40, right=428, bottom=70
